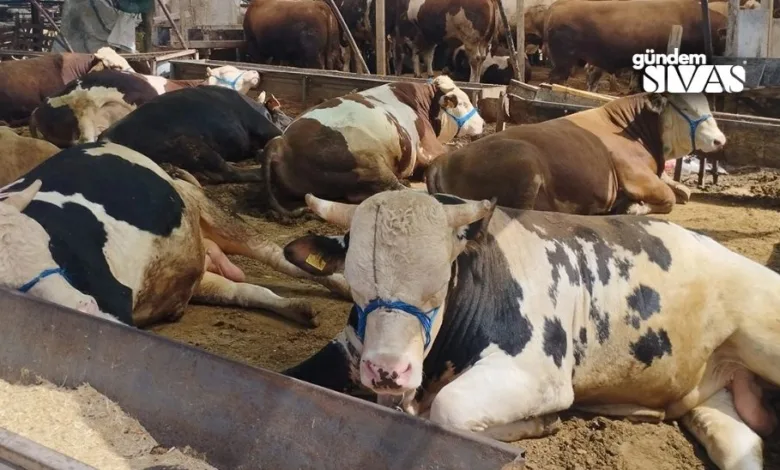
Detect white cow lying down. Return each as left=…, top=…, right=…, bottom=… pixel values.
left=283, top=190, right=780, bottom=470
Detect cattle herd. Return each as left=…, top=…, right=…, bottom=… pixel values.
left=241, top=0, right=757, bottom=89
left=0, top=0, right=779, bottom=467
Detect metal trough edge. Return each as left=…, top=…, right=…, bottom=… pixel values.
left=0, top=427, right=96, bottom=470
left=0, top=288, right=525, bottom=470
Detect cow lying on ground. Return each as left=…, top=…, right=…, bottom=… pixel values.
left=544, top=0, right=727, bottom=86
left=0, top=142, right=350, bottom=328
left=243, top=0, right=344, bottom=70
left=98, top=86, right=284, bottom=185
left=29, top=66, right=261, bottom=147
left=263, top=75, right=485, bottom=216
left=425, top=92, right=723, bottom=215
left=283, top=190, right=780, bottom=470
left=204, top=65, right=261, bottom=94
left=0, top=47, right=132, bottom=126
left=0, top=127, right=60, bottom=186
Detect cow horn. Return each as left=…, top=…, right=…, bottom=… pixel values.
left=305, top=194, right=357, bottom=229
left=2, top=180, right=42, bottom=211
left=257, top=91, right=267, bottom=103
left=443, top=199, right=494, bottom=228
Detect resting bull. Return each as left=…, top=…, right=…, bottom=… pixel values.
left=263, top=75, right=484, bottom=215
left=98, top=86, right=285, bottom=185
left=283, top=190, right=779, bottom=470
left=0, top=47, right=132, bottom=126
left=29, top=66, right=262, bottom=147
left=0, top=142, right=349, bottom=327
left=425, top=93, right=723, bottom=215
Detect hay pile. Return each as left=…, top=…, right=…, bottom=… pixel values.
left=0, top=378, right=218, bottom=470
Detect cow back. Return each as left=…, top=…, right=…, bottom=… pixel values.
left=99, top=86, right=281, bottom=165
left=5, top=143, right=186, bottom=323
left=0, top=55, right=70, bottom=123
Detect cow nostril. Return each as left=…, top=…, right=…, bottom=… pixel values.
left=714, top=139, right=724, bottom=147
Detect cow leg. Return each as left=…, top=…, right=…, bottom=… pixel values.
left=681, top=388, right=763, bottom=470
left=608, top=72, right=619, bottom=92
left=428, top=353, right=573, bottom=442
left=613, top=165, right=676, bottom=215
left=193, top=272, right=319, bottom=327
left=342, top=46, right=352, bottom=72
left=660, top=171, right=691, bottom=204
left=573, top=404, right=665, bottom=423
left=585, top=65, right=603, bottom=92
left=199, top=163, right=263, bottom=185
left=465, top=44, right=487, bottom=83
left=175, top=180, right=351, bottom=299
left=422, top=45, right=436, bottom=78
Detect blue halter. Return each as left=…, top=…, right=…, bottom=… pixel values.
left=354, top=298, right=440, bottom=349
left=18, top=267, right=68, bottom=293
left=213, top=71, right=245, bottom=90
left=668, top=100, right=711, bottom=152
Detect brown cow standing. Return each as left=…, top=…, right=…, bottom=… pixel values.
left=544, top=0, right=728, bottom=86
left=425, top=93, right=725, bottom=215
left=243, top=0, right=345, bottom=70
left=0, top=48, right=132, bottom=126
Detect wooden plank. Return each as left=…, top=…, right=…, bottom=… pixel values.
left=496, top=0, right=522, bottom=81
left=515, top=0, right=525, bottom=82
left=170, top=59, right=505, bottom=119
left=726, top=0, right=739, bottom=56
left=375, top=0, right=386, bottom=75
left=0, top=427, right=95, bottom=470
left=667, top=25, right=685, bottom=181
left=175, top=39, right=244, bottom=48
left=700, top=0, right=714, bottom=60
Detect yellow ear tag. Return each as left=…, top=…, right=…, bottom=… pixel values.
left=305, top=253, right=327, bottom=271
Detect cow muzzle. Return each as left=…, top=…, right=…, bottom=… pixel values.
left=360, top=354, right=415, bottom=393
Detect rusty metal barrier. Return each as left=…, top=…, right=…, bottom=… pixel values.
left=0, top=288, right=525, bottom=470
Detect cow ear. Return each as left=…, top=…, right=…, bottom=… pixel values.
left=647, top=93, right=668, bottom=114
left=284, top=234, right=349, bottom=276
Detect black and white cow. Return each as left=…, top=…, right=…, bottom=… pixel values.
left=0, top=142, right=350, bottom=327
left=282, top=190, right=780, bottom=470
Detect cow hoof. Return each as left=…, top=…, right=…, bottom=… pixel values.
left=282, top=300, right=320, bottom=328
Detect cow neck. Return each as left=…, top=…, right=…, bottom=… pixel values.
left=60, top=53, right=98, bottom=84
left=601, top=96, right=665, bottom=172
left=426, top=85, right=444, bottom=138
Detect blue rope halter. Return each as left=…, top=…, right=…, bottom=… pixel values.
left=213, top=71, right=246, bottom=90
left=354, top=298, right=440, bottom=349
left=18, top=267, right=68, bottom=293
left=668, top=100, right=711, bottom=152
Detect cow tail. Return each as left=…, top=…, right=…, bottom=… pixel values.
left=262, top=137, right=309, bottom=218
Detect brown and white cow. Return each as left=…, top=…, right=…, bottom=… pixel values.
left=0, top=47, right=132, bottom=126
left=0, top=127, right=60, bottom=187
left=282, top=189, right=780, bottom=470
left=262, top=75, right=485, bottom=215
left=543, top=0, right=728, bottom=86
left=405, top=0, right=496, bottom=81
left=243, top=0, right=345, bottom=70
left=425, top=92, right=724, bottom=215
left=30, top=66, right=261, bottom=147
left=0, top=141, right=350, bottom=328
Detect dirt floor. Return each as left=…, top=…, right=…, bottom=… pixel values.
left=7, top=66, right=780, bottom=469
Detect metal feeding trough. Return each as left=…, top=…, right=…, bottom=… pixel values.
left=0, top=288, right=526, bottom=470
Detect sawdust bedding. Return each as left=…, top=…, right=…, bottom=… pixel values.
left=0, top=377, right=217, bottom=470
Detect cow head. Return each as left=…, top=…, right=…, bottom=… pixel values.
left=92, top=47, right=134, bottom=72
left=648, top=93, right=726, bottom=158
left=431, top=75, right=485, bottom=141
left=283, top=191, right=495, bottom=395
left=206, top=66, right=261, bottom=94
left=46, top=87, right=137, bottom=145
